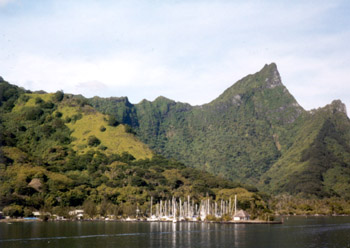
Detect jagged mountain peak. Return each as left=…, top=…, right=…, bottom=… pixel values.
left=154, top=96, right=175, bottom=103
left=262, top=63, right=283, bottom=89
left=237, top=62, right=282, bottom=89
left=213, top=63, right=287, bottom=103
left=92, top=95, right=131, bottom=104
left=310, top=99, right=348, bottom=117
left=329, top=100, right=347, bottom=116
left=209, top=63, right=303, bottom=125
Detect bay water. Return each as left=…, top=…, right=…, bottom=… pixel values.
left=1, top=216, right=350, bottom=248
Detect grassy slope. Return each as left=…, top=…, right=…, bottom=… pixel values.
left=10, top=93, right=153, bottom=160
left=59, top=104, right=153, bottom=159
left=12, top=93, right=54, bottom=111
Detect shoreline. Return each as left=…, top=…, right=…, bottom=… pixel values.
left=0, top=218, right=282, bottom=224
left=1, top=214, right=348, bottom=224
left=0, top=218, right=42, bottom=223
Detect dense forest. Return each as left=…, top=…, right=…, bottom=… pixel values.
left=0, top=79, right=269, bottom=219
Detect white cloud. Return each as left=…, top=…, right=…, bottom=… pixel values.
left=0, top=0, right=15, bottom=7
left=76, top=80, right=107, bottom=92
left=0, top=0, right=349, bottom=114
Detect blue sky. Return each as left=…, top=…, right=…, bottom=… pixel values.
left=0, top=0, right=349, bottom=113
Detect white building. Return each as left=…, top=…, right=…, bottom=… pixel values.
left=69, top=209, right=84, bottom=219
left=233, top=210, right=250, bottom=221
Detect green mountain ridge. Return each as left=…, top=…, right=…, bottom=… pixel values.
left=0, top=79, right=268, bottom=217
left=261, top=100, right=350, bottom=197
left=89, top=63, right=350, bottom=198
left=1, top=63, right=350, bottom=200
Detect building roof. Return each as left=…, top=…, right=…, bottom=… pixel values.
left=234, top=210, right=250, bottom=217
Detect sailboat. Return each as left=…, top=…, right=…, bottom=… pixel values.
left=172, top=198, right=177, bottom=223
left=147, top=196, right=159, bottom=221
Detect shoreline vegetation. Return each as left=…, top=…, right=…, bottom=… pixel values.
left=2, top=215, right=349, bottom=224
left=2, top=200, right=348, bottom=223
left=2, top=195, right=349, bottom=224
left=1, top=212, right=348, bottom=222
left=269, top=195, right=350, bottom=216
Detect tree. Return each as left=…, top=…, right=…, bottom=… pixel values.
left=83, top=200, right=97, bottom=218
left=35, top=97, right=43, bottom=104
left=23, top=107, right=44, bottom=120
left=88, top=135, right=101, bottom=147
left=53, top=90, right=64, bottom=102
left=99, top=199, right=111, bottom=217
left=124, top=124, right=136, bottom=134
left=107, top=115, right=119, bottom=127
left=3, top=205, right=24, bottom=217
left=121, top=152, right=135, bottom=162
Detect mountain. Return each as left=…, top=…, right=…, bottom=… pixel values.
left=261, top=100, right=350, bottom=197
left=1, top=63, right=350, bottom=200
left=90, top=63, right=350, bottom=198
left=0, top=79, right=268, bottom=217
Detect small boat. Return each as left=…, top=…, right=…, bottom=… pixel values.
left=147, top=215, right=158, bottom=222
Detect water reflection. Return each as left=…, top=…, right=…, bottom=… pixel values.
left=234, top=224, right=239, bottom=247
left=172, top=222, right=176, bottom=247
left=1, top=217, right=350, bottom=248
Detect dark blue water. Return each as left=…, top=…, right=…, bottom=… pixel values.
left=1, top=217, right=350, bottom=248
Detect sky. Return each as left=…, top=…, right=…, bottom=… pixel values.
left=0, top=0, right=349, bottom=113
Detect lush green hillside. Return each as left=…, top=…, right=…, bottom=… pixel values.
left=91, top=64, right=305, bottom=183
left=0, top=79, right=269, bottom=218
left=90, top=63, right=350, bottom=198
left=261, top=100, right=350, bottom=198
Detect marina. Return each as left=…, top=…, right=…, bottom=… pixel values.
left=118, top=195, right=280, bottom=224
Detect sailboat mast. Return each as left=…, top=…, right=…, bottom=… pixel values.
left=234, top=194, right=237, bottom=215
